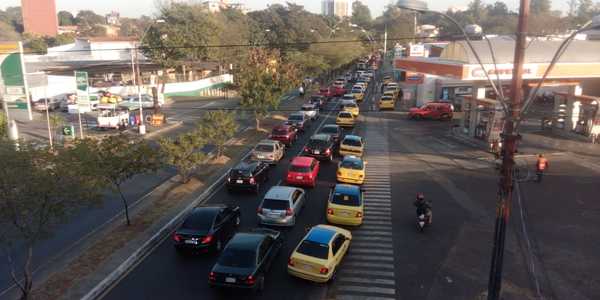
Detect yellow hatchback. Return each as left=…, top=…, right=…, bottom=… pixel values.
left=339, top=135, right=365, bottom=157
left=336, top=111, right=355, bottom=128
left=288, top=224, right=352, bottom=283
left=326, top=184, right=364, bottom=226
left=350, top=87, right=364, bottom=102
left=342, top=102, right=360, bottom=117
left=379, top=95, right=395, bottom=110
left=337, top=155, right=366, bottom=185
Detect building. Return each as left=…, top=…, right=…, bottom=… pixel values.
left=106, top=11, right=120, bottom=26
left=21, top=0, right=58, bottom=37
left=200, top=0, right=246, bottom=13
left=321, top=0, right=351, bottom=18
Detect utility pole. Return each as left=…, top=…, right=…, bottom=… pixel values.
left=18, top=42, right=33, bottom=121
left=487, top=0, right=529, bottom=299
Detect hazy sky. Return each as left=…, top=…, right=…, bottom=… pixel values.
left=1, top=0, right=567, bottom=18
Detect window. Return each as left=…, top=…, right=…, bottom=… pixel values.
left=331, top=192, right=361, bottom=206
left=258, top=237, right=272, bottom=262
left=218, top=248, right=256, bottom=268
left=340, top=159, right=363, bottom=170
left=214, top=213, right=223, bottom=225
left=331, top=235, right=345, bottom=255
left=255, top=144, right=274, bottom=152
left=311, top=160, right=318, bottom=171
left=292, top=190, right=302, bottom=204
left=297, top=240, right=329, bottom=259
left=290, top=165, right=311, bottom=173
left=343, top=138, right=362, bottom=147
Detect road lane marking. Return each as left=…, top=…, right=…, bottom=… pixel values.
left=362, top=221, right=392, bottom=226
left=346, top=254, right=394, bottom=262
left=338, top=276, right=395, bottom=285
left=336, top=295, right=395, bottom=300
left=351, top=248, right=394, bottom=255
left=359, top=224, right=393, bottom=230
left=342, top=268, right=395, bottom=277
left=337, top=285, right=396, bottom=295
left=363, top=215, right=392, bottom=221
left=351, top=242, right=394, bottom=249
left=351, top=236, right=393, bottom=242
left=353, top=230, right=392, bottom=236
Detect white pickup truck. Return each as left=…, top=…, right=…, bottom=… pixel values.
left=97, top=110, right=130, bottom=129
left=301, top=103, right=319, bottom=121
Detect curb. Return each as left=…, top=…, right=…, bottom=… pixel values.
left=81, top=148, right=253, bottom=300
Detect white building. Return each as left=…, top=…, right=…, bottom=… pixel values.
left=321, top=0, right=351, bottom=18
left=200, top=0, right=246, bottom=13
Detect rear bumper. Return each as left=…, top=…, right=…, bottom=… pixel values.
left=174, top=242, right=212, bottom=252
left=258, top=214, right=295, bottom=226
left=287, top=266, right=331, bottom=283
left=286, top=177, right=315, bottom=187
left=337, top=175, right=364, bottom=185
left=303, top=151, right=331, bottom=160
left=327, top=214, right=363, bottom=226
left=226, top=182, right=258, bottom=190
left=339, top=149, right=363, bottom=157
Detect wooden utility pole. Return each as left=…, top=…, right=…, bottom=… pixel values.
left=487, top=0, right=530, bottom=299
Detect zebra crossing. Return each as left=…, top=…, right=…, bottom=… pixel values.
left=335, top=118, right=396, bottom=300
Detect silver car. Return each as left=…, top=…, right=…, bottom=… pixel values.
left=257, top=186, right=306, bottom=227
left=251, top=139, right=285, bottom=164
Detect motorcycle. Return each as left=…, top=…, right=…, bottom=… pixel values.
left=536, top=169, right=544, bottom=183
left=416, top=208, right=431, bottom=232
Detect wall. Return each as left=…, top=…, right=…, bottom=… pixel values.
left=22, top=0, right=58, bottom=36
left=163, top=74, right=233, bottom=97
left=28, top=75, right=76, bottom=101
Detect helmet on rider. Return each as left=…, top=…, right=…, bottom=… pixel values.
left=416, top=193, right=424, bottom=200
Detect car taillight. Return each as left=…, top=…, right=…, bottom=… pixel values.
left=257, top=207, right=263, bottom=214
left=303, top=146, right=309, bottom=152
left=173, top=233, right=182, bottom=242
left=201, top=235, right=213, bottom=244
left=209, top=272, right=216, bottom=281
left=356, top=212, right=363, bottom=218
left=288, top=258, right=295, bottom=266
left=246, top=275, right=256, bottom=285
left=325, top=148, right=331, bottom=154
left=327, top=208, right=334, bottom=215
left=286, top=208, right=293, bottom=216
left=249, top=177, right=256, bottom=184
left=227, top=177, right=231, bottom=182
left=319, top=267, right=329, bottom=274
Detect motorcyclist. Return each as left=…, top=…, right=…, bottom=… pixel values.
left=298, top=85, right=305, bottom=97
left=413, top=193, right=432, bottom=225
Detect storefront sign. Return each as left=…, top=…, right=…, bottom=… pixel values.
left=409, top=44, right=426, bottom=57
left=465, top=64, right=538, bottom=80
left=405, top=72, right=424, bottom=84
left=75, top=71, right=90, bottom=111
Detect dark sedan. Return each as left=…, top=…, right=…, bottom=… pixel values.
left=318, top=124, right=343, bottom=145
left=226, top=161, right=269, bottom=193
left=208, top=228, right=283, bottom=293
left=303, top=134, right=335, bottom=161
left=173, top=205, right=241, bottom=254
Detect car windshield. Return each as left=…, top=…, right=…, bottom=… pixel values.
left=255, top=144, right=274, bottom=152
left=301, top=106, right=314, bottom=111
left=230, top=169, right=252, bottom=177
left=262, top=199, right=290, bottom=210
left=290, top=165, right=311, bottom=173
left=339, top=113, right=352, bottom=118
left=351, top=89, right=362, bottom=93
left=297, top=240, right=329, bottom=259
left=331, top=192, right=361, bottom=206
left=344, top=104, right=357, bottom=109
left=343, top=138, right=362, bottom=147
left=218, top=248, right=256, bottom=268
left=273, top=128, right=288, bottom=135
left=308, top=139, right=328, bottom=147
left=340, top=159, right=363, bottom=170
left=289, top=115, right=304, bottom=121
left=181, top=213, right=213, bottom=230
left=320, top=126, right=338, bottom=134
left=342, top=96, right=354, bottom=101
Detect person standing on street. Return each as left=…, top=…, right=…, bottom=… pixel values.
left=536, top=154, right=549, bottom=182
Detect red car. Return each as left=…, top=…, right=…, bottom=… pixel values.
left=409, top=102, right=454, bottom=120
left=331, top=80, right=346, bottom=97
left=269, top=124, right=297, bottom=146
left=318, top=88, right=333, bottom=99
left=285, top=156, right=320, bottom=188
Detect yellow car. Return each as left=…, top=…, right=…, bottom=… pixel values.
left=339, top=135, right=364, bottom=157
left=379, top=95, right=395, bottom=110
left=350, top=87, right=364, bottom=102
left=287, top=224, right=352, bottom=283
left=383, top=76, right=393, bottom=85
left=336, top=111, right=355, bottom=128
left=326, top=184, right=364, bottom=226
left=337, top=155, right=366, bottom=184
left=342, top=102, right=359, bottom=117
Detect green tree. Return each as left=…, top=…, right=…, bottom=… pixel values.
left=0, top=113, right=7, bottom=139
left=0, top=6, right=23, bottom=33
left=577, top=0, right=594, bottom=19
left=467, top=0, right=487, bottom=24
left=159, top=132, right=206, bottom=183
left=531, top=0, right=552, bottom=15
left=75, top=10, right=105, bottom=26
left=236, top=48, right=299, bottom=131
left=197, top=110, right=239, bottom=158
left=0, top=21, right=20, bottom=41
left=23, top=35, right=48, bottom=54
left=0, top=141, right=104, bottom=300
left=57, top=10, right=75, bottom=26
left=84, top=135, right=162, bottom=225
left=488, top=1, right=510, bottom=16
left=351, top=1, right=373, bottom=29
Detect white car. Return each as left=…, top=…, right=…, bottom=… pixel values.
left=119, top=94, right=162, bottom=111
left=301, top=103, right=319, bottom=120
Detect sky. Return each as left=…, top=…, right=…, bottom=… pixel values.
left=1, top=0, right=568, bottom=18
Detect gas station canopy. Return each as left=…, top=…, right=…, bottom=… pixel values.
left=395, top=38, right=600, bottom=80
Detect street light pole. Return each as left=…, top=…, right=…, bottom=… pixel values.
left=487, top=0, right=530, bottom=299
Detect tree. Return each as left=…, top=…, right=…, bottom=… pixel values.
left=467, top=0, right=487, bottom=24
left=0, top=141, right=103, bottom=300
left=0, top=7, right=23, bottom=33
left=488, top=1, right=510, bottom=16
left=57, top=11, right=75, bottom=26
left=0, top=21, right=20, bottom=41
left=0, top=113, right=7, bottom=139
left=197, top=110, right=239, bottom=158
left=84, top=135, right=161, bottom=226
left=159, top=132, right=206, bottom=183
left=351, top=1, right=373, bottom=29
left=531, top=0, right=552, bottom=15
left=568, top=0, right=578, bottom=16
left=236, top=48, right=299, bottom=131
left=23, top=35, right=48, bottom=54
left=577, top=0, right=594, bottom=19
left=75, top=10, right=105, bottom=26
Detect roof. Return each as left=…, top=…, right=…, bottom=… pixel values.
left=273, top=124, right=292, bottom=130
left=334, top=184, right=361, bottom=196
left=338, top=111, right=353, bottom=117
left=305, top=226, right=336, bottom=245
left=79, top=37, right=139, bottom=42
left=311, top=134, right=330, bottom=141
left=265, top=186, right=298, bottom=200
left=190, top=206, right=222, bottom=218
left=228, top=232, right=265, bottom=250
left=343, top=135, right=362, bottom=141
left=258, top=139, right=279, bottom=145
left=233, top=160, right=260, bottom=171
left=291, top=156, right=314, bottom=167
left=342, top=155, right=362, bottom=163
left=441, top=38, right=600, bottom=64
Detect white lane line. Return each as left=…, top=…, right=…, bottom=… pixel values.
left=363, top=215, right=392, bottom=221
left=352, top=242, right=393, bottom=249
left=351, top=236, right=393, bottom=243
left=359, top=225, right=393, bottom=231
left=365, top=198, right=392, bottom=203
left=366, top=195, right=392, bottom=199
left=362, top=220, right=392, bottom=226
left=366, top=191, right=392, bottom=196
left=351, top=248, right=394, bottom=255
left=342, top=268, right=395, bottom=277
left=346, top=254, right=394, bottom=262
left=365, top=203, right=392, bottom=208
left=336, top=295, right=395, bottom=300
left=338, top=276, right=395, bottom=285
left=353, top=230, right=392, bottom=236
left=364, top=207, right=392, bottom=212
left=363, top=212, right=391, bottom=218
left=337, top=285, right=396, bottom=296
left=364, top=188, right=392, bottom=192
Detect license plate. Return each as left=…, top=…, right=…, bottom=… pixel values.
left=184, top=240, right=198, bottom=245
left=296, top=176, right=303, bottom=180
left=314, top=150, right=320, bottom=155
left=225, top=277, right=236, bottom=283
left=300, top=264, right=312, bottom=271
left=236, top=180, right=243, bottom=184
left=257, top=155, right=265, bottom=159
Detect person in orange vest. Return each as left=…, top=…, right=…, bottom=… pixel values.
left=536, top=154, right=549, bottom=182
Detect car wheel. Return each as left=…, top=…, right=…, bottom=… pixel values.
left=256, top=276, right=265, bottom=294
left=413, top=115, right=422, bottom=120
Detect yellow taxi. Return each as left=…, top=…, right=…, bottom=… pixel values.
left=383, top=75, right=393, bottom=85
left=379, top=95, right=395, bottom=110
left=326, top=184, right=364, bottom=226
left=339, top=135, right=364, bottom=157
left=350, top=86, right=365, bottom=102
left=336, top=111, right=355, bottom=128
left=341, top=101, right=360, bottom=117
left=337, top=155, right=366, bottom=185
left=288, top=224, right=352, bottom=283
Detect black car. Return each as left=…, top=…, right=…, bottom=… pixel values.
left=209, top=228, right=283, bottom=292
left=310, top=95, right=325, bottom=108
left=319, top=124, right=343, bottom=145
left=226, top=161, right=269, bottom=193
left=303, top=133, right=335, bottom=161
left=173, top=205, right=241, bottom=253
